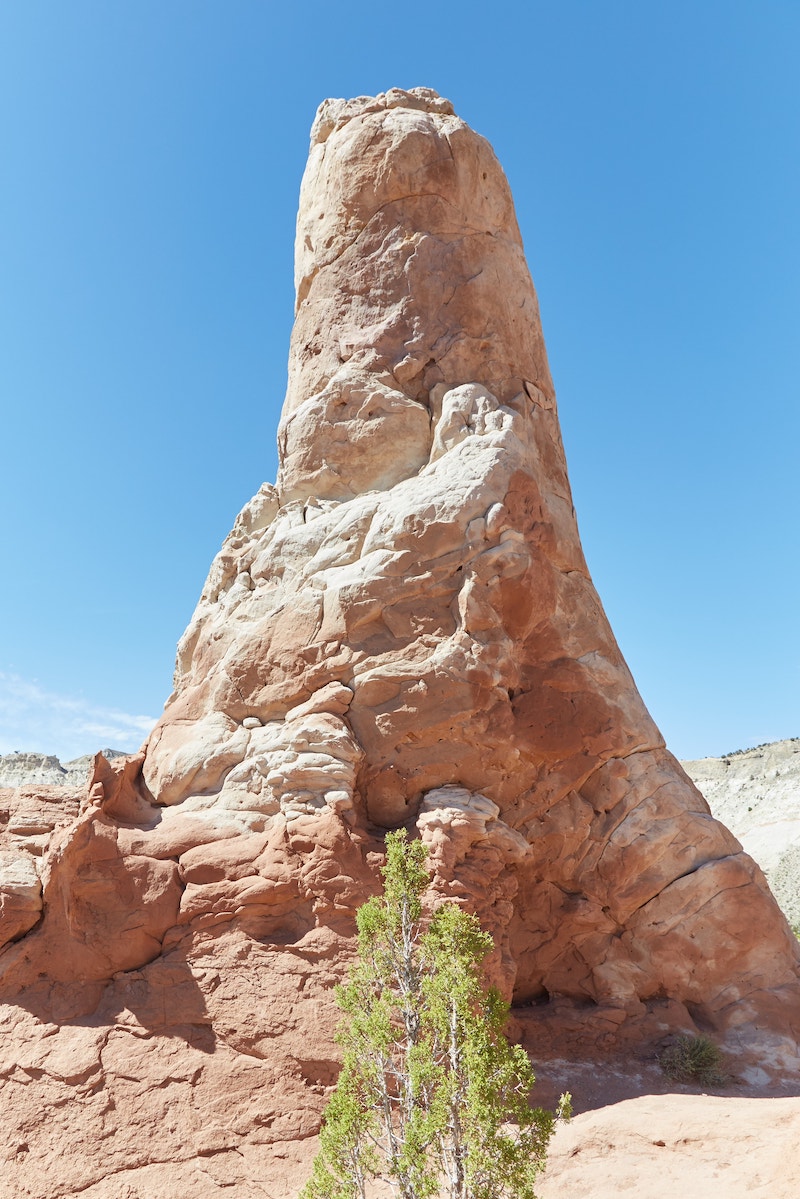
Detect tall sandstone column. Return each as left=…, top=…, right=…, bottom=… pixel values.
left=145, top=86, right=800, bottom=1038
left=0, top=88, right=798, bottom=1198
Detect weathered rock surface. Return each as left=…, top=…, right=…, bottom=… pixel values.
left=1, top=87, right=799, bottom=1197
left=684, top=738, right=800, bottom=929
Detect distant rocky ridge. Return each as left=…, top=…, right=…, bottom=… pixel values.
left=0, top=748, right=127, bottom=790
left=683, top=737, right=800, bottom=929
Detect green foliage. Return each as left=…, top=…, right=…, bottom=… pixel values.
left=658, top=1034, right=728, bottom=1086
left=301, top=830, right=568, bottom=1199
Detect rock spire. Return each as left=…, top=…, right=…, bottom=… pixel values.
left=1, top=88, right=798, bottom=1197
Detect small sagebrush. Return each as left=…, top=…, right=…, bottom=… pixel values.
left=658, top=1035, right=728, bottom=1086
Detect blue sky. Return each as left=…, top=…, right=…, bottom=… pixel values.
left=0, top=1, right=797, bottom=762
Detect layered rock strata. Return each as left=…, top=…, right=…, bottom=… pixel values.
left=1, top=88, right=799, bottom=1197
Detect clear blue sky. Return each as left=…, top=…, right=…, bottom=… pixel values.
left=0, top=1, right=797, bottom=762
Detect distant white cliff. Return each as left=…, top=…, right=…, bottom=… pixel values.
left=0, top=749, right=127, bottom=790
left=683, top=737, right=800, bottom=928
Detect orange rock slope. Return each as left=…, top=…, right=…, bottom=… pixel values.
left=1, top=88, right=798, bottom=1197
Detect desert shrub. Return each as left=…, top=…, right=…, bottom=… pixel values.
left=658, top=1034, right=728, bottom=1086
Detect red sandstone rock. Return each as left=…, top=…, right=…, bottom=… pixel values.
left=1, top=87, right=798, bottom=1196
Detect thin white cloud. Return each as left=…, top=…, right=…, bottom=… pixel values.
left=0, top=672, right=156, bottom=763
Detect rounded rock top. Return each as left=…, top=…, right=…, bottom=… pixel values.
left=310, top=87, right=455, bottom=146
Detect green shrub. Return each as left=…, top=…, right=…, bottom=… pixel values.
left=658, top=1034, right=728, bottom=1086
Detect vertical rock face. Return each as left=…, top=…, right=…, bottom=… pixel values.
left=1, top=88, right=799, bottom=1197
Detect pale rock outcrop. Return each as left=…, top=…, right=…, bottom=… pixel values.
left=1, top=87, right=798, bottom=1198
left=684, top=737, right=800, bottom=928
left=0, top=748, right=125, bottom=789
